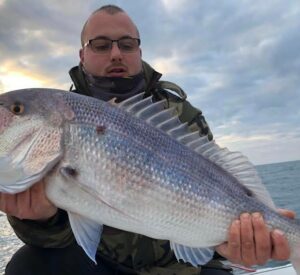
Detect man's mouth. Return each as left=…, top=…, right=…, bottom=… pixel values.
left=107, top=67, right=127, bottom=77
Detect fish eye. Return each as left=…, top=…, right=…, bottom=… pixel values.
left=10, top=102, right=24, bottom=115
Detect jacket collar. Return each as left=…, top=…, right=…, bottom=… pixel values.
left=69, top=60, right=162, bottom=97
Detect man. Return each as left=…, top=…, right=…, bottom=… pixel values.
left=0, top=5, right=294, bottom=275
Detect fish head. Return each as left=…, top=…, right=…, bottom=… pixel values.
left=0, top=88, right=74, bottom=193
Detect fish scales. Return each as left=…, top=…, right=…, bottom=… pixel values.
left=61, top=92, right=290, bottom=243
left=0, top=89, right=300, bottom=273
left=56, top=94, right=228, bottom=243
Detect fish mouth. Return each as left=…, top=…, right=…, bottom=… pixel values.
left=0, top=149, right=61, bottom=194
left=0, top=128, right=40, bottom=193
left=0, top=127, right=63, bottom=194
left=0, top=155, right=41, bottom=193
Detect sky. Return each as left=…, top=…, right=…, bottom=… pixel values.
left=0, top=0, right=299, bottom=165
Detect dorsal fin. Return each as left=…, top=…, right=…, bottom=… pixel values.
left=117, top=92, right=145, bottom=109
left=157, top=116, right=182, bottom=132
left=117, top=94, right=276, bottom=210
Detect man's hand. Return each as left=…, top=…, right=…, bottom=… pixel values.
left=0, top=180, right=57, bottom=220
left=216, top=209, right=295, bottom=267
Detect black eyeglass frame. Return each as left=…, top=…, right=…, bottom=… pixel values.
left=83, top=36, right=141, bottom=53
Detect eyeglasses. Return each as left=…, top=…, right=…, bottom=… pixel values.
left=83, top=37, right=141, bottom=54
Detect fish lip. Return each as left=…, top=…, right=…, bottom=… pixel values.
left=0, top=156, right=48, bottom=194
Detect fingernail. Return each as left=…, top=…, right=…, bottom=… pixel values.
left=234, top=220, right=241, bottom=226
left=252, top=212, right=262, bottom=220
left=241, top=213, right=250, bottom=219
left=274, top=229, right=285, bottom=236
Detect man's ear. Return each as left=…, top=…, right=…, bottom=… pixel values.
left=79, top=48, right=84, bottom=63
left=139, top=48, right=142, bottom=57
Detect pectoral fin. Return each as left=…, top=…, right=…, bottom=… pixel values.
left=170, top=241, right=215, bottom=267
left=68, top=212, right=103, bottom=264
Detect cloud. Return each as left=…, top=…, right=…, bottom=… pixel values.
left=0, top=79, right=3, bottom=94
left=0, top=60, right=64, bottom=91
left=0, top=0, right=86, bottom=87
left=0, top=0, right=299, bottom=164
left=218, top=133, right=300, bottom=165
left=161, top=0, right=187, bottom=13
left=152, top=53, right=185, bottom=75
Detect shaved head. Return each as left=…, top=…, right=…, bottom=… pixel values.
left=81, top=5, right=139, bottom=46
left=79, top=4, right=142, bottom=77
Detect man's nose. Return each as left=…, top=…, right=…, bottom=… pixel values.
left=110, top=42, right=122, bottom=61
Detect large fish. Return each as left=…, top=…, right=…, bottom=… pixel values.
left=0, top=88, right=299, bottom=273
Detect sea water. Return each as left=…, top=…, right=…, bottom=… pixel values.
left=233, top=160, right=300, bottom=274
left=0, top=160, right=300, bottom=274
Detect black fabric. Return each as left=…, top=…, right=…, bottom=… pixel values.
left=69, top=61, right=162, bottom=100
left=201, top=267, right=232, bottom=275
left=5, top=244, right=232, bottom=275
left=5, top=244, right=123, bottom=275
left=82, top=66, right=146, bottom=102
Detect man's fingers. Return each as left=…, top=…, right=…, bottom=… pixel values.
left=216, top=209, right=292, bottom=268
left=240, top=213, right=256, bottom=266
left=30, top=181, right=57, bottom=220
left=277, top=209, right=296, bottom=219
left=215, top=220, right=241, bottom=263
left=271, top=230, right=290, bottom=260
left=227, top=220, right=242, bottom=263
left=15, top=189, right=29, bottom=218
left=0, top=193, right=17, bottom=215
left=31, top=180, right=45, bottom=193
left=31, top=181, right=51, bottom=204
left=252, top=213, right=271, bottom=265
left=0, top=182, right=57, bottom=220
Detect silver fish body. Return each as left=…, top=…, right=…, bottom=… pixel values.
left=0, top=88, right=299, bottom=273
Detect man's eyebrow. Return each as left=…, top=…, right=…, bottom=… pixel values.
left=90, top=35, right=136, bottom=40
left=119, top=35, right=136, bottom=39
left=90, top=35, right=110, bottom=40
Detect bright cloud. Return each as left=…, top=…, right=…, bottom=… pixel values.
left=152, top=53, right=185, bottom=76
left=0, top=80, right=3, bottom=93
left=1, top=73, right=44, bottom=92
left=0, top=61, right=63, bottom=92
left=161, top=0, right=187, bottom=12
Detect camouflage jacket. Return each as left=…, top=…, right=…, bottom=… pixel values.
left=8, top=61, right=231, bottom=275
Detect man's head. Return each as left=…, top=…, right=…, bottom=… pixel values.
left=80, top=5, right=142, bottom=78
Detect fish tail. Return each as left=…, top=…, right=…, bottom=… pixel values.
left=291, top=242, right=300, bottom=275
